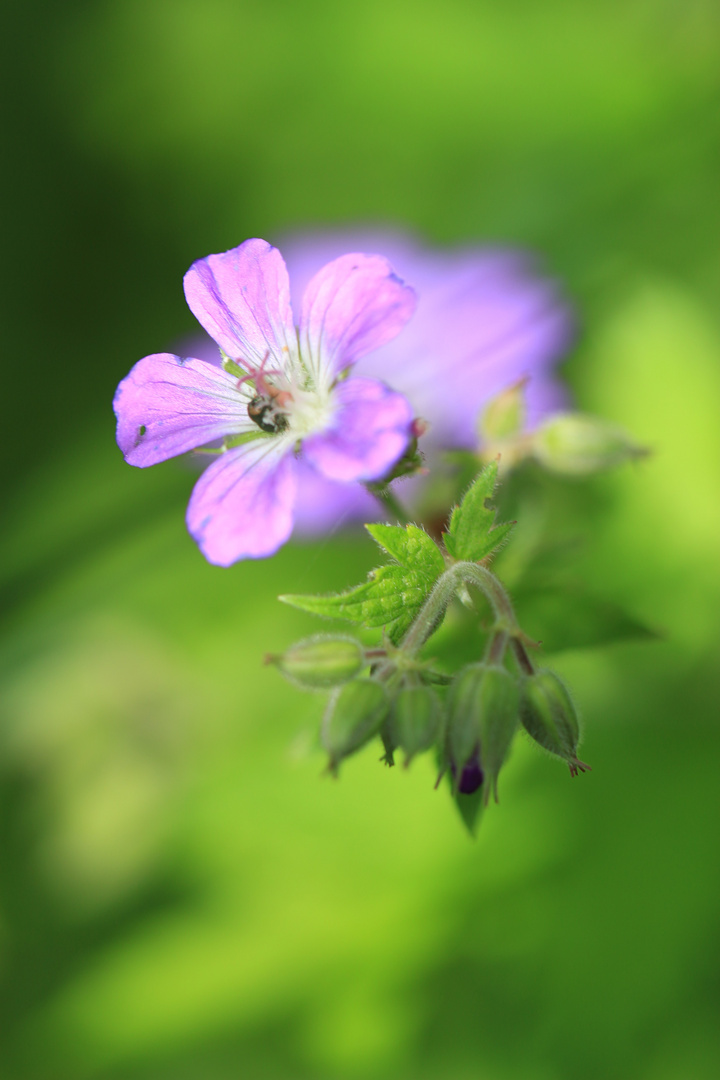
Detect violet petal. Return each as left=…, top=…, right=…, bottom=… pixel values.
left=183, top=238, right=295, bottom=369
left=298, top=252, right=416, bottom=386
left=284, top=231, right=574, bottom=447
left=186, top=437, right=297, bottom=566
left=114, top=352, right=253, bottom=467
left=302, top=377, right=413, bottom=483
left=458, top=758, right=485, bottom=795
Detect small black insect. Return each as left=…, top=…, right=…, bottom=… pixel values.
left=248, top=394, right=289, bottom=434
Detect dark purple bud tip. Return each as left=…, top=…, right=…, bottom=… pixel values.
left=458, top=758, right=484, bottom=795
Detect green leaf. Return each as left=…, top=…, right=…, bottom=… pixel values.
left=365, top=523, right=445, bottom=578
left=443, top=461, right=514, bottom=563
left=281, top=523, right=446, bottom=645
left=280, top=566, right=435, bottom=644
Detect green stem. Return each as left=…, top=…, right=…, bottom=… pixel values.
left=511, top=637, right=536, bottom=676
left=366, top=483, right=410, bottom=524
left=485, top=629, right=510, bottom=666
left=400, top=561, right=521, bottom=657
left=463, top=564, right=517, bottom=626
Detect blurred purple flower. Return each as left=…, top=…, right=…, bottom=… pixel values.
left=114, top=238, right=415, bottom=565
left=283, top=230, right=572, bottom=443
left=190, top=231, right=574, bottom=535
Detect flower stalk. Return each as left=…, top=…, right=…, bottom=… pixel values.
left=400, top=561, right=523, bottom=657
left=367, top=483, right=411, bottom=524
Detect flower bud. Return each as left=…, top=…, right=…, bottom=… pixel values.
left=390, top=684, right=443, bottom=764
left=447, top=664, right=520, bottom=798
left=477, top=669, right=520, bottom=804
left=531, top=412, right=646, bottom=476
left=322, top=678, right=389, bottom=771
left=447, top=664, right=485, bottom=772
left=479, top=379, right=527, bottom=442
left=457, top=752, right=484, bottom=795
left=520, top=669, right=590, bottom=776
left=267, top=634, right=365, bottom=689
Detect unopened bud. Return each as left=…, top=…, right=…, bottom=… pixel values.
left=520, top=669, right=590, bottom=776
left=447, top=664, right=520, bottom=797
left=322, top=678, right=389, bottom=771
left=268, top=635, right=365, bottom=689
left=457, top=752, right=484, bottom=795
left=532, top=412, right=647, bottom=475
left=477, top=668, right=520, bottom=804
left=479, top=379, right=527, bottom=442
left=390, top=684, right=443, bottom=764
left=447, top=664, right=485, bottom=772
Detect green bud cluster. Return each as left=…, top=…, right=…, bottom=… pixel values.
left=268, top=461, right=599, bottom=832
left=270, top=624, right=591, bottom=804
left=270, top=624, right=592, bottom=824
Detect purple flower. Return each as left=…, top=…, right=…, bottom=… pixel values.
left=277, top=230, right=574, bottom=533
left=283, top=230, right=573, bottom=442
left=114, top=238, right=416, bottom=565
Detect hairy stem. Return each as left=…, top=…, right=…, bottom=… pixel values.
left=486, top=629, right=510, bottom=665
left=366, top=483, right=410, bottom=524
left=401, top=561, right=520, bottom=657
left=511, top=637, right=536, bottom=676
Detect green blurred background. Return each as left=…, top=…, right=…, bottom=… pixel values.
left=3, top=1, right=720, bottom=1076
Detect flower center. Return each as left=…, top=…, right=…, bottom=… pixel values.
left=238, top=351, right=335, bottom=439
left=285, top=382, right=334, bottom=437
